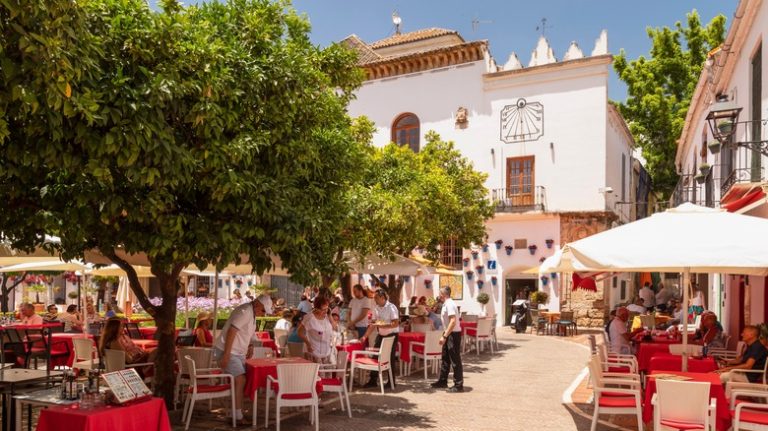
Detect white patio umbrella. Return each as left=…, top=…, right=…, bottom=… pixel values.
left=347, top=253, right=432, bottom=276
left=562, top=202, right=768, bottom=370
left=90, top=265, right=155, bottom=277
left=0, top=260, right=90, bottom=273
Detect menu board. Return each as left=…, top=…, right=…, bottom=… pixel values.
left=102, top=369, right=151, bottom=404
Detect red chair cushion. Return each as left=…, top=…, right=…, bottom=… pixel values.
left=659, top=419, right=704, bottom=430
left=731, top=409, right=768, bottom=425
left=412, top=345, right=424, bottom=354
left=188, top=384, right=230, bottom=393
left=465, top=328, right=477, bottom=337
left=607, top=366, right=631, bottom=373
left=269, top=382, right=313, bottom=399
left=354, top=357, right=387, bottom=367
left=601, top=391, right=634, bottom=397
left=320, top=377, right=342, bottom=387
left=598, top=395, right=637, bottom=408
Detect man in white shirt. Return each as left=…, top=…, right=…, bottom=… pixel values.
left=638, top=282, right=656, bottom=311
left=431, top=286, right=463, bottom=392
left=297, top=295, right=312, bottom=315
left=655, top=282, right=673, bottom=311
left=213, top=298, right=266, bottom=424
left=627, top=297, right=646, bottom=314
left=347, top=284, right=372, bottom=339
left=256, top=293, right=273, bottom=315
left=361, top=288, right=399, bottom=389
left=19, top=303, right=43, bottom=325
left=608, top=307, right=631, bottom=354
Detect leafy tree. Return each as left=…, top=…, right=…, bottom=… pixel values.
left=614, top=10, right=726, bottom=198
left=1, top=0, right=364, bottom=405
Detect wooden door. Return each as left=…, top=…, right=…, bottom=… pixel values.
left=506, top=156, right=535, bottom=206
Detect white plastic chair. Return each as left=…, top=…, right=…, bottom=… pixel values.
left=103, top=349, right=153, bottom=373
left=287, top=342, right=305, bottom=357
left=411, top=323, right=432, bottom=333
left=265, top=362, right=320, bottom=431
left=462, top=314, right=479, bottom=324
left=710, top=340, right=745, bottom=361
left=251, top=346, right=274, bottom=359
left=349, top=336, right=395, bottom=394
left=669, top=344, right=704, bottom=356
left=175, top=347, right=214, bottom=407
left=588, top=335, right=598, bottom=355
left=72, top=337, right=99, bottom=370
left=730, top=386, right=768, bottom=430
left=652, top=379, right=715, bottom=431
left=273, top=329, right=288, bottom=356
left=588, top=356, right=643, bottom=431
left=182, top=355, right=235, bottom=430
left=407, top=331, right=442, bottom=379
left=731, top=357, right=768, bottom=385
left=319, top=350, right=352, bottom=417
left=597, top=344, right=638, bottom=373
left=464, top=319, right=494, bottom=354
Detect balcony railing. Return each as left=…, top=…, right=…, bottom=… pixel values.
left=491, top=186, right=546, bottom=213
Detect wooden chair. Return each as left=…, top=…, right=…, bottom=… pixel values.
left=556, top=311, right=577, bottom=336
left=528, top=309, right=547, bottom=335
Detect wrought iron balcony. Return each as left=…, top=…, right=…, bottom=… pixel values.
left=671, top=171, right=719, bottom=208
left=491, top=186, right=546, bottom=213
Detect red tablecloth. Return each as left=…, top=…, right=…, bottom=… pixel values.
left=51, top=333, right=95, bottom=368
left=137, top=327, right=180, bottom=340
left=132, top=339, right=158, bottom=351
left=398, top=332, right=425, bottom=363
left=636, top=343, right=672, bottom=372
left=632, top=332, right=682, bottom=344
left=648, top=353, right=718, bottom=374
left=255, top=332, right=271, bottom=340
left=336, top=342, right=364, bottom=354
left=244, top=357, right=321, bottom=400
left=36, top=397, right=171, bottom=431
left=643, top=372, right=730, bottom=431
left=461, top=321, right=477, bottom=336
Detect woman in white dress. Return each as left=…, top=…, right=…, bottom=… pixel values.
left=298, top=296, right=338, bottom=363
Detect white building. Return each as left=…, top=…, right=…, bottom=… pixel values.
left=345, top=28, right=641, bottom=326
left=675, top=0, right=767, bottom=337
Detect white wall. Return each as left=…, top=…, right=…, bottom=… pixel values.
left=605, top=109, right=635, bottom=223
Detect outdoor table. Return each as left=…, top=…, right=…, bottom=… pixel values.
left=631, top=315, right=673, bottom=331
left=131, top=340, right=157, bottom=352
left=336, top=342, right=364, bottom=355
left=540, top=312, right=561, bottom=324
left=643, top=372, right=730, bottom=431
left=35, top=397, right=171, bottom=431
left=398, top=332, right=425, bottom=364
left=647, top=353, right=718, bottom=374
left=244, top=357, right=322, bottom=400
left=636, top=342, right=674, bottom=372
left=0, top=369, right=62, bottom=431
left=137, top=327, right=180, bottom=340
left=50, top=334, right=95, bottom=368
left=14, top=386, right=87, bottom=431
left=460, top=321, right=477, bottom=336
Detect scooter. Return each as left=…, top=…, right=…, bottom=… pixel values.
left=510, top=299, right=529, bottom=333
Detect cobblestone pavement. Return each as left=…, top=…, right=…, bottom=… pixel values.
left=175, top=328, right=599, bottom=431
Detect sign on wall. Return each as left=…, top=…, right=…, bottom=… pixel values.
left=500, top=98, right=544, bottom=143
left=442, top=274, right=464, bottom=300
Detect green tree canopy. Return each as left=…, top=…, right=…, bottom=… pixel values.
left=1, top=0, right=365, bottom=403
left=614, top=10, right=726, bottom=198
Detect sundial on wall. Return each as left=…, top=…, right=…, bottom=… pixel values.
left=500, top=98, right=544, bottom=143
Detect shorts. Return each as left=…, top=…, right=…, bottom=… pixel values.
left=213, top=348, right=246, bottom=377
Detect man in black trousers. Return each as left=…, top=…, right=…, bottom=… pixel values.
left=431, top=286, right=464, bottom=392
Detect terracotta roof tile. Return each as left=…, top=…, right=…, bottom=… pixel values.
left=369, top=28, right=461, bottom=49
left=340, top=34, right=382, bottom=65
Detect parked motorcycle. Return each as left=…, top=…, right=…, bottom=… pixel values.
left=510, top=299, right=529, bottom=333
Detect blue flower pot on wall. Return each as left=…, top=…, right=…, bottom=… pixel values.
left=463, top=258, right=470, bottom=267
left=475, top=266, right=484, bottom=275
left=495, top=240, right=504, bottom=250
left=471, top=251, right=479, bottom=260
left=491, top=276, right=498, bottom=286
left=477, top=280, right=484, bottom=288
left=424, top=280, right=432, bottom=288
left=540, top=275, right=549, bottom=286
left=482, top=244, right=489, bottom=253
left=402, top=275, right=410, bottom=282
left=505, top=245, right=513, bottom=256
left=465, top=271, right=474, bottom=281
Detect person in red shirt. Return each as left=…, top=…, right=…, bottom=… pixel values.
left=19, top=303, right=43, bottom=325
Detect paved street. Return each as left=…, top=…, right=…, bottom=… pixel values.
left=178, top=328, right=599, bottom=431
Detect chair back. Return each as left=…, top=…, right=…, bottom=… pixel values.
left=273, top=329, right=288, bottom=348
left=87, top=321, right=103, bottom=337
left=183, top=355, right=203, bottom=393
left=411, top=323, right=432, bottom=333
left=124, top=323, right=143, bottom=339
left=463, top=314, right=479, bottom=323
left=424, top=331, right=442, bottom=355
left=639, top=314, right=656, bottom=330
left=49, top=323, right=65, bottom=333
left=377, top=336, right=396, bottom=363
left=216, top=319, right=227, bottom=330
left=186, top=317, right=197, bottom=330
left=276, top=363, right=320, bottom=397
left=588, top=355, right=605, bottom=387
left=588, top=335, right=597, bottom=355
left=669, top=344, right=703, bottom=356
left=287, top=342, right=304, bottom=357
left=104, top=349, right=126, bottom=372
left=559, top=311, right=574, bottom=322
left=476, top=318, right=493, bottom=337
left=335, top=349, right=349, bottom=371
left=72, top=337, right=95, bottom=363
left=251, top=347, right=273, bottom=359
left=177, top=347, right=212, bottom=375
left=655, top=380, right=711, bottom=427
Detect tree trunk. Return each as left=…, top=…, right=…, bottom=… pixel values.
left=153, top=278, right=178, bottom=407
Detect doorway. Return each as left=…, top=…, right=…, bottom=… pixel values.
left=505, top=278, right=536, bottom=325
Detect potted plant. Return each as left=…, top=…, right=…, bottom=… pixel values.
left=424, top=279, right=433, bottom=288
left=491, top=276, right=498, bottom=286
left=465, top=271, right=474, bottom=281
left=475, top=265, right=484, bottom=275
left=699, top=163, right=711, bottom=176
left=540, top=275, right=549, bottom=286
left=528, top=244, right=537, bottom=255
left=504, top=245, right=514, bottom=256
left=402, top=275, right=410, bottom=282
left=471, top=250, right=479, bottom=259
left=482, top=243, right=489, bottom=253
left=463, top=257, right=470, bottom=267
left=694, top=173, right=706, bottom=184
left=708, top=140, right=722, bottom=154
left=545, top=239, right=554, bottom=249
left=67, top=291, right=79, bottom=304
left=477, top=280, right=485, bottom=288
left=477, top=292, right=490, bottom=315
left=539, top=257, right=546, bottom=263
left=27, top=283, right=47, bottom=305
left=529, top=290, right=549, bottom=307
left=494, top=239, right=504, bottom=250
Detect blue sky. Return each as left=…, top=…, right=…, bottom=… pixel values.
left=152, top=1, right=737, bottom=101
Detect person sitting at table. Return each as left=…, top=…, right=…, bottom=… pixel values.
left=428, top=303, right=443, bottom=331
left=694, top=312, right=725, bottom=349
left=18, top=303, right=43, bottom=325
left=193, top=311, right=213, bottom=347
left=231, top=289, right=243, bottom=302
left=42, top=304, right=59, bottom=323
left=84, top=301, right=101, bottom=324
left=410, top=303, right=431, bottom=327
left=608, top=307, right=635, bottom=354
left=286, top=313, right=303, bottom=343
left=627, top=297, right=646, bottom=314
left=59, top=304, right=84, bottom=333
left=717, top=325, right=768, bottom=384
left=297, top=294, right=312, bottom=316
left=274, top=309, right=293, bottom=331
left=298, top=296, right=337, bottom=363
left=256, top=293, right=273, bottom=315
left=655, top=282, right=674, bottom=312
left=99, top=318, right=155, bottom=373
left=104, top=303, right=117, bottom=319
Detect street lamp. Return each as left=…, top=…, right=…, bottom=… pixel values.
left=705, top=95, right=742, bottom=154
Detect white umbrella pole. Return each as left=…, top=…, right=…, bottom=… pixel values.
left=184, top=275, right=189, bottom=330
left=212, top=271, right=219, bottom=341
left=682, top=267, right=690, bottom=372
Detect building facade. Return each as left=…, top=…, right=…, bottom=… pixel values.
left=675, top=0, right=767, bottom=338
left=346, top=28, right=640, bottom=326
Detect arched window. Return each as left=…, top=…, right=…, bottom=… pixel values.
left=392, top=113, right=420, bottom=152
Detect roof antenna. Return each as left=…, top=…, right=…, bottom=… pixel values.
left=536, top=17, right=553, bottom=37
left=471, top=15, right=492, bottom=32
left=392, top=11, right=402, bottom=35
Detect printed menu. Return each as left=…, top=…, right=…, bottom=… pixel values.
left=102, top=369, right=152, bottom=404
